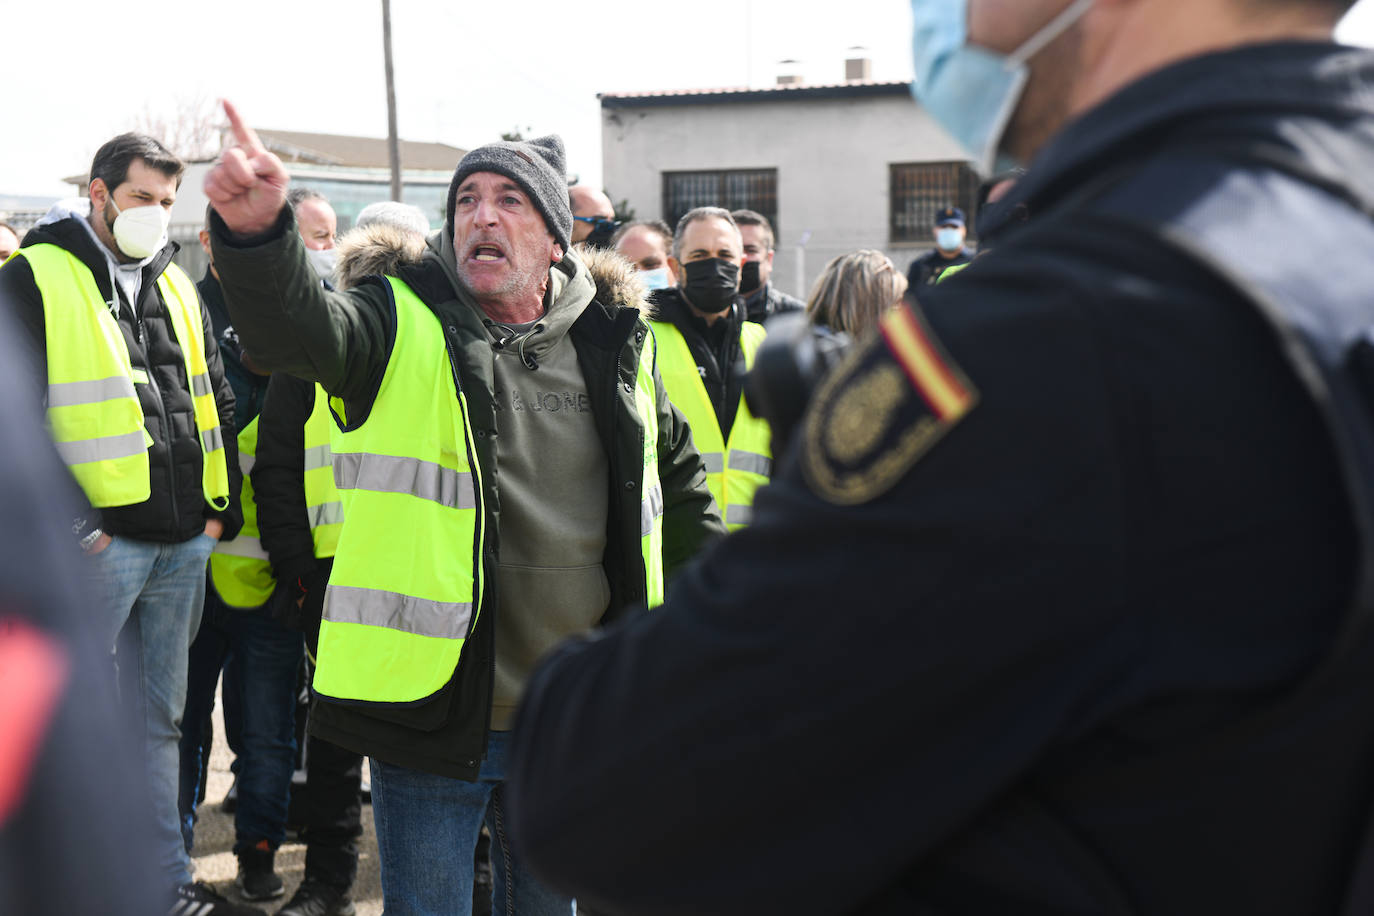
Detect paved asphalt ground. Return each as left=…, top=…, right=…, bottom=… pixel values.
left=188, top=696, right=384, bottom=915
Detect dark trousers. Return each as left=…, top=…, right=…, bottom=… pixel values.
left=178, top=584, right=243, bottom=852
left=299, top=557, right=363, bottom=891
left=299, top=729, right=363, bottom=889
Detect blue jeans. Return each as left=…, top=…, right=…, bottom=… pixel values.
left=87, top=532, right=218, bottom=889
left=370, top=732, right=573, bottom=916
left=227, top=604, right=303, bottom=855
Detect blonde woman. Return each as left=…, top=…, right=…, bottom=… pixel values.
left=805, top=249, right=908, bottom=338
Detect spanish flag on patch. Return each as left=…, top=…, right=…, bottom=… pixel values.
left=801, top=301, right=978, bottom=505
left=879, top=304, right=976, bottom=424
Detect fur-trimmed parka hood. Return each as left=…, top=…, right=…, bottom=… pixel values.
left=339, top=222, right=654, bottom=322
left=572, top=243, right=655, bottom=319
left=335, top=222, right=428, bottom=291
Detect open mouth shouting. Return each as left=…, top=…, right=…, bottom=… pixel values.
left=469, top=241, right=507, bottom=263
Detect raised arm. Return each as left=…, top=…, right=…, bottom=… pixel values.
left=203, top=100, right=289, bottom=239
left=204, top=101, right=394, bottom=407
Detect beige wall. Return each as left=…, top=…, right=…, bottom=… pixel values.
left=601, top=93, right=970, bottom=299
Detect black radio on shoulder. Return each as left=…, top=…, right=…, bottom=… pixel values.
left=741, top=312, right=852, bottom=459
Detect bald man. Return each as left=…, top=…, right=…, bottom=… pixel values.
left=568, top=185, right=617, bottom=249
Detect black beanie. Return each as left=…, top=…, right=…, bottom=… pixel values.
left=445, top=135, right=572, bottom=252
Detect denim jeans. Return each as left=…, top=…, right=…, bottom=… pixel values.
left=87, top=531, right=218, bottom=889
left=370, top=731, right=573, bottom=916
left=226, top=605, right=304, bottom=855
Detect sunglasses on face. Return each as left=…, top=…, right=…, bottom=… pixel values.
left=574, top=216, right=620, bottom=232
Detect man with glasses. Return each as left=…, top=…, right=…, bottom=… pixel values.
left=568, top=184, right=618, bottom=249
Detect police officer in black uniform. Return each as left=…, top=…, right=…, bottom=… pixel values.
left=505, top=1, right=1374, bottom=913
left=906, top=206, right=974, bottom=288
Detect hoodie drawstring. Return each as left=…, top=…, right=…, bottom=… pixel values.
left=484, top=321, right=545, bottom=371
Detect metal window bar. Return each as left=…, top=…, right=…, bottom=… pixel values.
left=889, top=162, right=980, bottom=243
left=663, top=169, right=778, bottom=238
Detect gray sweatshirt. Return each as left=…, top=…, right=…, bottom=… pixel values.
left=432, top=235, right=611, bottom=729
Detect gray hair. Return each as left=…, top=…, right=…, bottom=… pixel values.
left=286, top=186, right=329, bottom=213
left=671, top=207, right=740, bottom=261
left=356, top=200, right=431, bottom=237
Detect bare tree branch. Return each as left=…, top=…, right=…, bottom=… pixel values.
left=132, top=95, right=225, bottom=161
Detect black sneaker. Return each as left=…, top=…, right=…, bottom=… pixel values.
left=276, top=880, right=356, bottom=916
left=170, top=881, right=266, bottom=915
left=235, top=841, right=285, bottom=901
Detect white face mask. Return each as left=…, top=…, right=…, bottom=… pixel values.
left=936, top=227, right=965, bottom=252
left=306, top=246, right=338, bottom=282
left=639, top=266, right=674, bottom=291
left=106, top=193, right=170, bottom=259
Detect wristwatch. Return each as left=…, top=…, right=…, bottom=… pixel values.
left=79, top=527, right=105, bottom=552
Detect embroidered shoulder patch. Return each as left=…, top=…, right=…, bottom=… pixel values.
left=802, top=304, right=978, bottom=505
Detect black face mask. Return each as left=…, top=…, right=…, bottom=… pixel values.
left=740, top=260, right=762, bottom=295
left=584, top=222, right=617, bottom=250
left=680, top=257, right=740, bottom=314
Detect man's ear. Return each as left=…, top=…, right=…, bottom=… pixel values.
left=551, top=242, right=564, bottom=263
left=89, top=178, right=108, bottom=210
left=669, top=256, right=684, bottom=285
left=765, top=250, right=775, bottom=266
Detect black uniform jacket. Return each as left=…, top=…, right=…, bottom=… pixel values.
left=506, top=42, right=1374, bottom=915
left=0, top=217, right=242, bottom=543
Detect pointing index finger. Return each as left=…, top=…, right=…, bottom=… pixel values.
left=221, top=99, right=264, bottom=155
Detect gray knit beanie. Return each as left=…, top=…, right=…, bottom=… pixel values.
left=446, top=135, right=573, bottom=252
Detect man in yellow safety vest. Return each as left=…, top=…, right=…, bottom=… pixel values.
left=0, top=132, right=249, bottom=916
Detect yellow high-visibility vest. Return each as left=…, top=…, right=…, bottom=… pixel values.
left=314, top=277, right=665, bottom=706
left=19, top=243, right=228, bottom=509
left=303, top=384, right=343, bottom=559
left=209, top=418, right=274, bottom=608
left=650, top=319, right=771, bottom=531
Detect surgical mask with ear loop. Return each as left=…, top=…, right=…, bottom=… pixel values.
left=910, top=0, right=1094, bottom=176
left=104, top=191, right=171, bottom=260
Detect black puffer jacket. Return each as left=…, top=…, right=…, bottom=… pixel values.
left=0, top=214, right=242, bottom=544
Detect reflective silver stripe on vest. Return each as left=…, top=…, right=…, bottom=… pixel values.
left=726, top=504, right=753, bottom=527
left=191, top=372, right=213, bottom=398
left=701, top=452, right=725, bottom=474
left=47, top=375, right=137, bottom=408
left=333, top=452, right=476, bottom=509
left=730, top=450, right=772, bottom=477
left=56, top=429, right=147, bottom=465
left=202, top=426, right=225, bottom=453
left=215, top=535, right=270, bottom=561
left=239, top=453, right=256, bottom=475
left=310, top=501, right=344, bottom=528
left=304, top=444, right=332, bottom=471
left=640, top=482, right=664, bottom=537
left=325, top=584, right=472, bottom=640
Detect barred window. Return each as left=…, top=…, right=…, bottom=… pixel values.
left=663, top=169, right=778, bottom=237
left=889, top=162, right=980, bottom=243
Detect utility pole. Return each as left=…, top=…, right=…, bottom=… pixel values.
left=382, top=0, right=402, bottom=201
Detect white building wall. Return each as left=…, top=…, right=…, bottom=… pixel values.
left=602, top=93, right=969, bottom=298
